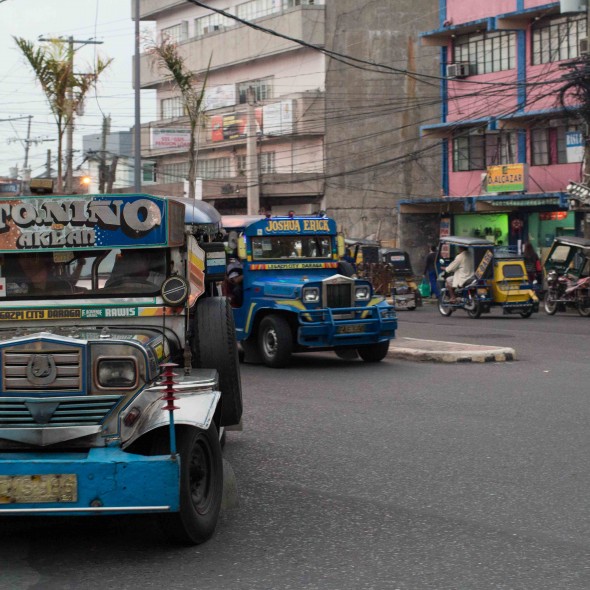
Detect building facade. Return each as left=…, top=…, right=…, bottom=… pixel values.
left=417, top=0, right=588, bottom=259
left=135, top=0, right=441, bottom=254
left=137, top=0, right=326, bottom=215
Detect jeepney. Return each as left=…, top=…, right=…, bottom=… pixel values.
left=0, top=193, right=242, bottom=545
left=223, top=214, right=397, bottom=368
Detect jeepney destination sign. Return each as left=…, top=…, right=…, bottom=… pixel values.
left=0, top=195, right=166, bottom=251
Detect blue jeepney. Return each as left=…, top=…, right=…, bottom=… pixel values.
left=0, top=193, right=242, bottom=545
left=223, top=214, right=397, bottom=367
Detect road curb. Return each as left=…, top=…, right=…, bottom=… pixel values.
left=387, top=337, right=516, bottom=363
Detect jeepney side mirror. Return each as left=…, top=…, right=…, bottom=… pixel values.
left=337, top=234, right=345, bottom=258
left=237, top=236, right=247, bottom=259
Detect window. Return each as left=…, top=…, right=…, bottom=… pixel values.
left=531, top=121, right=582, bottom=165
left=142, top=162, right=156, bottom=183
left=197, top=158, right=231, bottom=178
left=160, top=162, right=189, bottom=183
left=195, top=10, right=233, bottom=36
left=161, top=22, right=188, bottom=43
left=454, top=31, right=515, bottom=74
left=532, top=14, right=586, bottom=65
left=161, top=97, right=185, bottom=119
left=284, top=0, right=321, bottom=6
left=251, top=235, right=332, bottom=260
left=236, top=0, right=280, bottom=21
left=453, top=131, right=517, bottom=171
left=235, top=153, right=275, bottom=173
left=259, top=152, right=276, bottom=173
left=237, top=79, right=273, bottom=104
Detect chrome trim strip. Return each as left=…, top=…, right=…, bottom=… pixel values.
left=0, top=506, right=171, bottom=514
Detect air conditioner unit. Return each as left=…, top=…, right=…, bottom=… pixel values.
left=579, top=37, right=589, bottom=54
left=446, top=63, right=470, bottom=79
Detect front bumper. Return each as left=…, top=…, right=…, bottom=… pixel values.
left=297, top=305, right=397, bottom=348
left=0, top=446, right=180, bottom=515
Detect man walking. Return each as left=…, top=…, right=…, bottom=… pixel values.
left=423, top=245, right=440, bottom=298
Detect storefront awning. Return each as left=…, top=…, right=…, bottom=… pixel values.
left=399, top=192, right=569, bottom=214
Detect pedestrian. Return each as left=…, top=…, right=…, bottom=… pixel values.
left=523, top=242, right=542, bottom=283
left=423, top=245, right=440, bottom=298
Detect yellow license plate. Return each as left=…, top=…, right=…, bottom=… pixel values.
left=337, top=324, right=365, bottom=334
left=0, top=474, right=77, bottom=504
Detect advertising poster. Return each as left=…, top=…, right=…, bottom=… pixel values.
left=211, top=109, right=263, bottom=142
left=150, top=128, right=191, bottom=150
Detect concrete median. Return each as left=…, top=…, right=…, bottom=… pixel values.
left=387, top=337, right=516, bottom=363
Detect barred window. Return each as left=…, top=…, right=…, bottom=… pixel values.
left=454, top=31, right=515, bottom=74
left=532, top=14, right=586, bottom=65
left=531, top=122, right=583, bottom=165
left=194, top=10, right=233, bottom=36
left=197, top=158, right=231, bottom=178
left=453, top=131, right=517, bottom=171
left=237, top=78, right=273, bottom=104
left=160, top=162, right=189, bottom=184
left=161, top=22, right=188, bottom=43
left=161, top=97, right=185, bottom=119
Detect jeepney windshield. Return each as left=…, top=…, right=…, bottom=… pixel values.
left=251, top=235, right=332, bottom=260
left=1, top=248, right=168, bottom=299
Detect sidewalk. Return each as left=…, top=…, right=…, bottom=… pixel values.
left=387, top=337, right=516, bottom=363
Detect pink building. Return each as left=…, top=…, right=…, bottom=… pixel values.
left=417, top=0, right=587, bottom=254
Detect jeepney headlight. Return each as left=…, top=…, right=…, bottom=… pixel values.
left=97, top=358, right=137, bottom=388
left=355, top=286, right=371, bottom=301
left=302, top=286, right=320, bottom=303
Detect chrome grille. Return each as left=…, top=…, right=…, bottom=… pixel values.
left=326, top=283, right=352, bottom=308
left=3, top=350, right=82, bottom=392
left=0, top=396, right=122, bottom=427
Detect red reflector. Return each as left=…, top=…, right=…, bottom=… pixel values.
left=124, top=407, right=141, bottom=427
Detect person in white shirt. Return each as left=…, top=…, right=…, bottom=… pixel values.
left=444, top=246, right=473, bottom=303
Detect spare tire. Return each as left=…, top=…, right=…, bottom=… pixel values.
left=193, top=297, right=243, bottom=427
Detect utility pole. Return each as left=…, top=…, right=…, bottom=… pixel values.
left=246, top=87, right=260, bottom=215
left=38, top=35, right=103, bottom=194
left=46, top=149, right=52, bottom=178
left=98, top=115, right=111, bottom=194
left=134, top=0, right=142, bottom=192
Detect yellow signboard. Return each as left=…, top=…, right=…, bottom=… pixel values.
left=486, top=164, right=527, bottom=193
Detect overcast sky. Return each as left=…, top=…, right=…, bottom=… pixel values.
left=0, top=0, right=156, bottom=179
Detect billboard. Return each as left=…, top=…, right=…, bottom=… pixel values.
left=211, top=109, right=262, bottom=142
left=566, top=131, right=584, bottom=163
left=150, top=128, right=191, bottom=150
left=203, top=85, right=237, bottom=111
left=262, top=100, right=294, bottom=136
left=486, top=164, right=527, bottom=193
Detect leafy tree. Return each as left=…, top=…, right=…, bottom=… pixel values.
left=148, top=36, right=210, bottom=199
left=14, top=37, right=112, bottom=193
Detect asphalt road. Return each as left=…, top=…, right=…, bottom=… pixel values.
left=2, top=305, right=590, bottom=590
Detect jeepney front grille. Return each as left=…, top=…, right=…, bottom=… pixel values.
left=0, top=396, right=122, bottom=427
left=2, top=350, right=82, bottom=392
left=326, top=283, right=353, bottom=308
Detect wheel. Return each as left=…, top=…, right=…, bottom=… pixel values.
left=258, top=315, right=293, bottom=368
left=520, top=309, right=534, bottom=318
left=577, top=298, right=590, bottom=317
left=153, top=425, right=223, bottom=545
left=544, top=290, right=558, bottom=315
left=438, top=289, right=453, bottom=317
left=464, top=292, right=482, bottom=319
left=193, top=297, right=242, bottom=426
left=357, top=340, right=390, bottom=363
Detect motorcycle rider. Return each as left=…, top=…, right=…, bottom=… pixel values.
left=443, top=246, right=474, bottom=303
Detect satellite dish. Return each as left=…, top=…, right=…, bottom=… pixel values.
left=227, top=231, right=239, bottom=250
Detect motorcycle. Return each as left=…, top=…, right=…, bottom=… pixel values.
left=544, top=270, right=590, bottom=317
left=438, top=274, right=489, bottom=319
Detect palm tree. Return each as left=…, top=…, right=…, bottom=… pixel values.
left=14, top=37, right=112, bottom=193
left=148, top=37, right=210, bottom=199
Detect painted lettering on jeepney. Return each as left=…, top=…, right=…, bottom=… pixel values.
left=0, top=197, right=163, bottom=251
left=475, top=250, right=494, bottom=280
left=264, top=219, right=331, bottom=234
